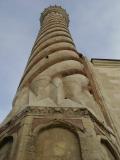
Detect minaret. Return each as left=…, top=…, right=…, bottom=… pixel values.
left=0, top=6, right=120, bottom=160
left=12, top=5, right=84, bottom=114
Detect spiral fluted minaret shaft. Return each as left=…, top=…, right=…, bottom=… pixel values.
left=13, top=6, right=85, bottom=115
left=18, top=6, right=81, bottom=89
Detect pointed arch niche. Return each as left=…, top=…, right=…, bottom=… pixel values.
left=35, top=124, right=82, bottom=160
left=0, top=136, right=13, bottom=160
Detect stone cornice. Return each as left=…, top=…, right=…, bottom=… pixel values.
left=0, top=106, right=114, bottom=137
left=91, top=58, right=120, bottom=67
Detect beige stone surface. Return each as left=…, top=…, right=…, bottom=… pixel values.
left=36, top=127, right=81, bottom=160
left=92, top=59, right=120, bottom=147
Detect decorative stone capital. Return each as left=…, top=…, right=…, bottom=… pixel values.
left=40, top=5, right=69, bottom=26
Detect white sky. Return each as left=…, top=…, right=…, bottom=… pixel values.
left=0, top=0, right=120, bottom=122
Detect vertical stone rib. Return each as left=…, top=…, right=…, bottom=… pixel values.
left=19, top=6, right=80, bottom=88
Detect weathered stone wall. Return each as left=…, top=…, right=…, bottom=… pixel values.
left=92, top=59, right=120, bottom=147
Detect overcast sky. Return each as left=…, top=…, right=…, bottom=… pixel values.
left=0, top=0, right=120, bottom=122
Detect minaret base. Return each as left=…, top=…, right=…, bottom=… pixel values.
left=0, top=106, right=119, bottom=160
